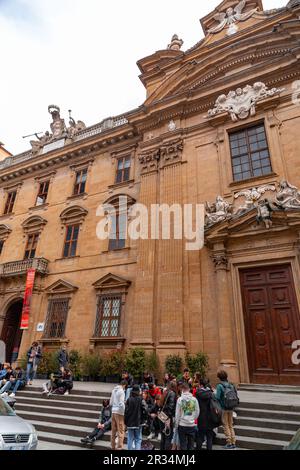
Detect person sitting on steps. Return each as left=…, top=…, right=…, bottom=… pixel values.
left=81, top=399, right=112, bottom=447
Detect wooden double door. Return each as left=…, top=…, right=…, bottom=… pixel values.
left=240, top=264, right=300, bottom=385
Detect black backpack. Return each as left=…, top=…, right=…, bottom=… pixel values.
left=209, top=395, right=223, bottom=426
left=222, top=383, right=239, bottom=410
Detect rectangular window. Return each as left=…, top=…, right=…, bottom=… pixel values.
left=115, top=156, right=131, bottom=184
left=36, top=181, right=50, bottom=206
left=63, top=224, right=80, bottom=258
left=73, top=168, right=87, bottom=195
left=43, top=298, right=69, bottom=339
left=0, top=241, right=4, bottom=256
left=94, top=295, right=122, bottom=338
left=108, top=212, right=126, bottom=251
left=229, top=124, right=272, bottom=182
left=24, top=233, right=39, bottom=260
left=4, top=191, right=16, bottom=215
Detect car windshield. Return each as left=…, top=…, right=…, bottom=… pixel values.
left=0, top=398, right=16, bottom=416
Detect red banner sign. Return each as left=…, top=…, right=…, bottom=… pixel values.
left=20, top=269, right=36, bottom=330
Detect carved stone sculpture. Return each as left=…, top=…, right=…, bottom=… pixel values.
left=168, top=34, right=183, bottom=51
left=30, top=131, right=52, bottom=155
left=67, top=114, right=86, bottom=139
left=256, top=199, right=277, bottom=229
left=275, top=180, right=300, bottom=210
left=205, top=196, right=233, bottom=226
left=234, top=185, right=276, bottom=216
left=208, top=82, right=284, bottom=122
left=30, top=105, right=86, bottom=154
left=208, top=0, right=259, bottom=36
left=48, top=105, right=67, bottom=139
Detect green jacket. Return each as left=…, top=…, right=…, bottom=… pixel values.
left=215, top=381, right=230, bottom=410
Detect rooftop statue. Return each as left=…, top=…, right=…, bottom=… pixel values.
left=30, top=106, right=86, bottom=155
left=168, top=34, right=184, bottom=51
left=208, top=0, right=259, bottom=36
left=48, top=105, right=68, bottom=139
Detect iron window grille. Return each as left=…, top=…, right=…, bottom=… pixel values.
left=94, top=295, right=122, bottom=338
left=43, top=298, right=70, bottom=339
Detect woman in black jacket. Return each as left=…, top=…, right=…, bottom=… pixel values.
left=125, top=385, right=148, bottom=450
left=195, top=379, right=215, bottom=450
left=160, top=381, right=177, bottom=451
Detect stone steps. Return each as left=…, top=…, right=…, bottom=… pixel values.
left=13, top=385, right=300, bottom=451
left=238, top=384, right=300, bottom=395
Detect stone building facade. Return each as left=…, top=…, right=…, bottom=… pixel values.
left=1, top=0, right=300, bottom=384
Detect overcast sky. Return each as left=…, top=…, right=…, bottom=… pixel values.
left=0, top=0, right=285, bottom=155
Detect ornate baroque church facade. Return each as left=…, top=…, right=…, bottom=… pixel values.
left=1, top=0, right=300, bottom=384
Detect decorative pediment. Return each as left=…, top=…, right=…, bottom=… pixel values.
left=60, top=205, right=88, bottom=225
left=93, top=273, right=131, bottom=292
left=45, top=279, right=78, bottom=295
left=205, top=207, right=300, bottom=247
left=142, top=5, right=296, bottom=108
left=22, top=215, right=48, bottom=234
left=0, top=224, right=12, bottom=240
left=201, top=1, right=263, bottom=37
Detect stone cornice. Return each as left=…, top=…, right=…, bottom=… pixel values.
left=0, top=127, right=140, bottom=185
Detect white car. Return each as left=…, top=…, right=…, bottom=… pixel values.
left=0, top=397, right=38, bottom=450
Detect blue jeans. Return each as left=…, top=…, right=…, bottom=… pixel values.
left=0, top=380, right=24, bottom=395
left=26, top=363, right=37, bottom=383
left=0, top=381, right=13, bottom=394
left=127, top=427, right=142, bottom=450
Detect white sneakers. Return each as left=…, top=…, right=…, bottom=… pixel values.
left=64, top=391, right=69, bottom=396
left=0, top=392, right=8, bottom=398
left=9, top=393, right=15, bottom=398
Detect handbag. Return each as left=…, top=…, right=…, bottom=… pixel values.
left=157, top=393, right=172, bottom=435
left=157, top=392, right=170, bottom=424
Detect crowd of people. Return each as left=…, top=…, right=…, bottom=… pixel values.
left=81, top=368, right=239, bottom=451
left=1, top=342, right=240, bottom=451
left=0, top=343, right=73, bottom=399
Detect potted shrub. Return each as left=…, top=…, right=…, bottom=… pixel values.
left=102, top=350, right=124, bottom=383
left=185, top=352, right=209, bottom=378
left=69, top=350, right=82, bottom=381
left=37, top=351, right=59, bottom=379
left=165, top=354, right=183, bottom=378
left=145, top=351, right=160, bottom=381
left=81, top=354, right=102, bottom=381
left=125, top=348, right=146, bottom=381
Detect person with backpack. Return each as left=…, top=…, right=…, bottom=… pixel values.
left=215, top=370, right=239, bottom=450
left=195, top=378, right=217, bottom=450
left=125, top=385, right=148, bottom=450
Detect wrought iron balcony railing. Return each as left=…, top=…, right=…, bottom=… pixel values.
left=0, top=258, right=49, bottom=277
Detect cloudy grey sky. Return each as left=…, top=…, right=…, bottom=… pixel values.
left=0, top=0, right=285, bottom=155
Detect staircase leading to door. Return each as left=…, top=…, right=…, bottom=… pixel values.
left=13, top=384, right=300, bottom=450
